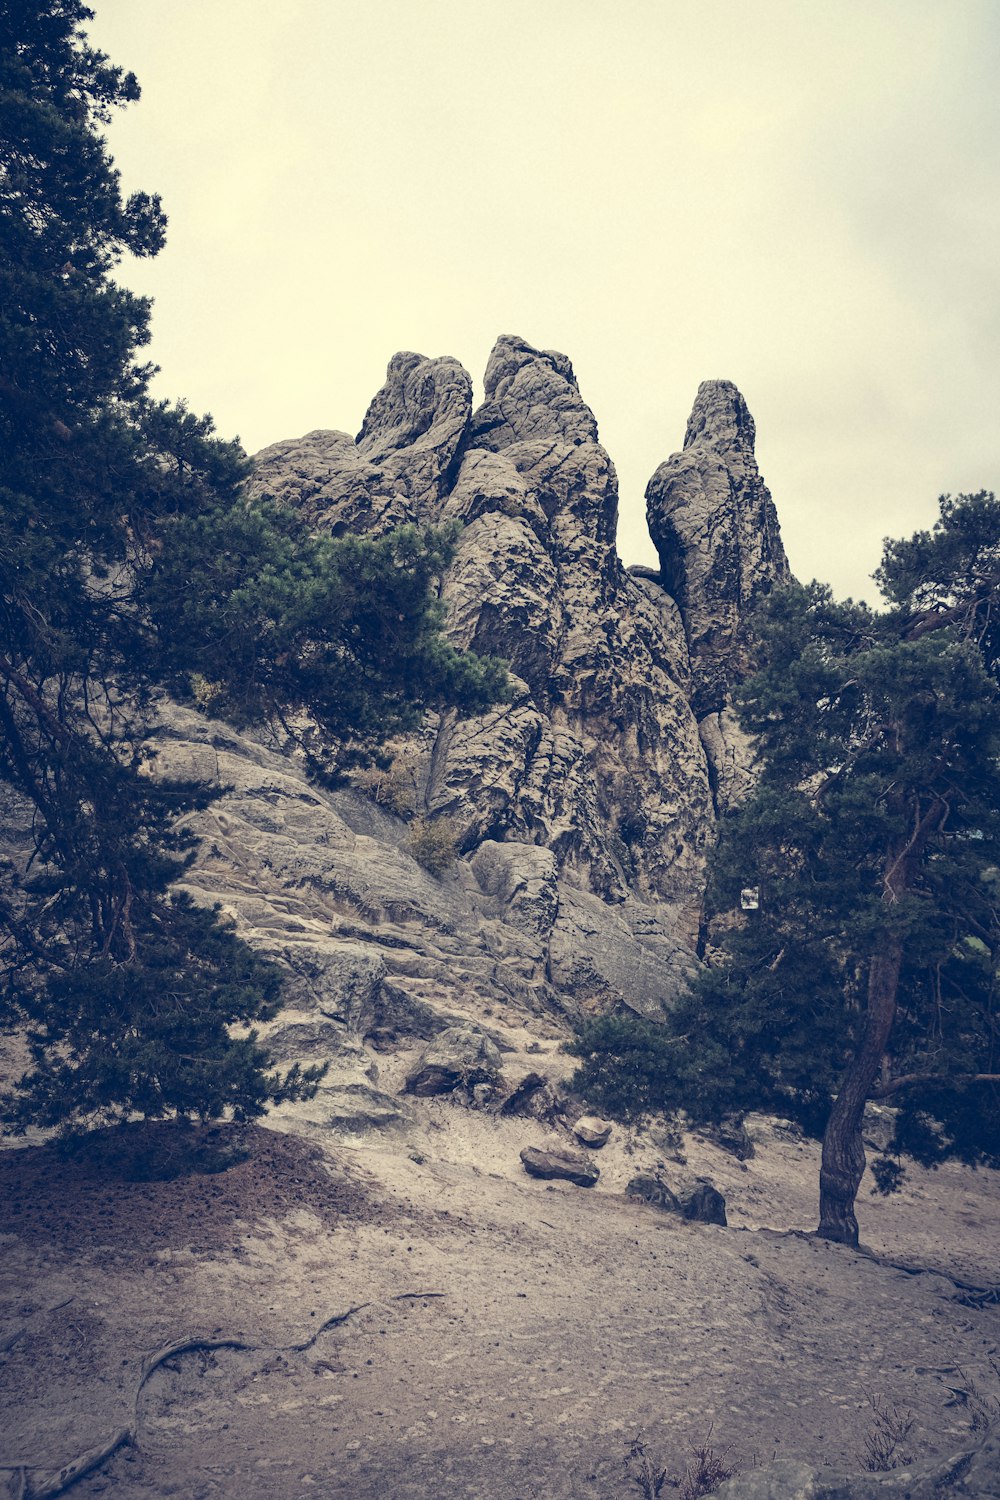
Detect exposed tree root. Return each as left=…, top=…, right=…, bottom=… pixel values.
left=29, top=1429, right=134, bottom=1500
left=0, top=1291, right=446, bottom=1498
left=855, top=1246, right=1000, bottom=1305
left=781, top=1228, right=1000, bottom=1305
left=1, top=1467, right=26, bottom=1500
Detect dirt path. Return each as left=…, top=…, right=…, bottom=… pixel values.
left=2, top=1109, right=999, bottom=1499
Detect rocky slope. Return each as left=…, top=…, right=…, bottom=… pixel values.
left=146, top=336, right=791, bottom=1136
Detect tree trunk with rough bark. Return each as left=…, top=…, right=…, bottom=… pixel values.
left=816, top=811, right=932, bottom=1246
left=817, top=935, right=904, bottom=1245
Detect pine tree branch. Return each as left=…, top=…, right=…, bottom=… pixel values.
left=810, top=727, right=883, bottom=806
left=870, top=1073, right=1000, bottom=1099
left=0, top=655, right=70, bottom=744
left=904, top=604, right=967, bottom=640
left=882, top=795, right=948, bottom=901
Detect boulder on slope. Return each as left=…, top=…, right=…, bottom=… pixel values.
left=520, top=1146, right=600, bottom=1188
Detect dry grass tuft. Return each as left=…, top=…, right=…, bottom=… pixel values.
left=859, top=1390, right=914, bottom=1471
left=407, top=816, right=459, bottom=874
left=677, top=1428, right=739, bottom=1500
left=624, top=1438, right=668, bottom=1499
left=623, top=1428, right=739, bottom=1500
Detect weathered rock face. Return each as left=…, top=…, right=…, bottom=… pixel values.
left=645, top=379, right=791, bottom=721
left=250, top=336, right=718, bottom=980
left=155, top=342, right=790, bottom=1135
left=250, top=351, right=472, bottom=537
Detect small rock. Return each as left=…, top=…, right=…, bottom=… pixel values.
left=678, top=1179, right=727, bottom=1226
left=573, top=1115, right=612, bottom=1148
left=698, top=1114, right=755, bottom=1161
left=520, top=1146, right=599, bottom=1188
left=744, top=1113, right=804, bottom=1145
left=625, top=1173, right=680, bottom=1212
left=494, top=1073, right=547, bottom=1116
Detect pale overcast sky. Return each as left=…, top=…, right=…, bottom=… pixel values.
left=89, top=1, right=1000, bottom=603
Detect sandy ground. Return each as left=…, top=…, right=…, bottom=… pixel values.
left=2, top=1082, right=999, bottom=1500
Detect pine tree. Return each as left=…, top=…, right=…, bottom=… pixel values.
left=0, top=2, right=506, bottom=1134
left=571, top=493, right=1000, bottom=1245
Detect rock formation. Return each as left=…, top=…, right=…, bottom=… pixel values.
left=646, top=378, right=790, bottom=719
left=147, top=338, right=790, bottom=1135
left=646, top=378, right=791, bottom=812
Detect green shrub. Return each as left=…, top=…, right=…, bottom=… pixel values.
left=567, top=1014, right=690, bottom=1125
left=407, top=817, right=458, bottom=875
left=352, top=752, right=420, bottom=817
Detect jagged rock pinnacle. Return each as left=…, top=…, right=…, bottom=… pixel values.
left=646, top=379, right=791, bottom=721
left=684, top=378, right=757, bottom=456
left=466, top=334, right=599, bottom=452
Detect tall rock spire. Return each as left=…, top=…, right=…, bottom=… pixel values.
left=645, top=379, right=791, bottom=720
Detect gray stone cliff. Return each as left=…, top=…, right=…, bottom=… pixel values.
left=149, top=339, right=790, bottom=1133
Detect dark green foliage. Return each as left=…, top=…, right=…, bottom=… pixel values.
left=876, top=490, right=1000, bottom=684
left=0, top=3, right=505, bottom=1134
left=142, top=507, right=506, bottom=767
left=573, top=495, right=1000, bottom=1190
left=567, top=1016, right=695, bottom=1125
left=11, top=891, right=313, bottom=1129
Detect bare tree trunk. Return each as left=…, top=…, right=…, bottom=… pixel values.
left=816, top=794, right=945, bottom=1246
left=817, top=935, right=903, bottom=1245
